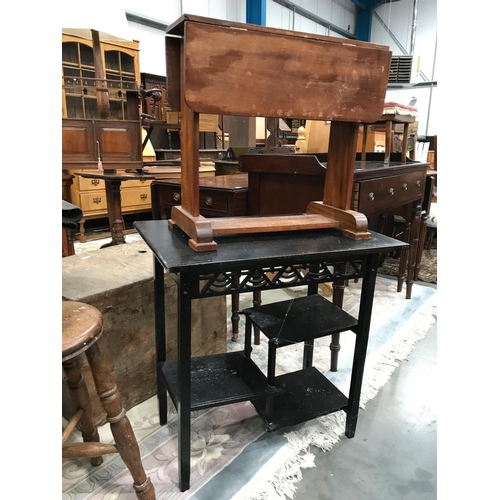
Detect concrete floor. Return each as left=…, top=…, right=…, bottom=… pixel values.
left=293, top=281, right=437, bottom=500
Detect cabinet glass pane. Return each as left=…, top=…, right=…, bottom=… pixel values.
left=80, top=44, right=94, bottom=67
left=120, top=53, right=134, bottom=74
left=62, top=42, right=79, bottom=64
left=66, top=96, right=84, bottom=118
left=109, top=100, right=124, bottom=120
left=84, top=98, right=98, bottom=119
left=106, top=73, right=120, bottom=88
left=63, top=66, right=80, bottom=87
left=122, top=75, right=136, bottom=90
left=82, top=69, right=96, bottom=88
left=105, top=51, right=120, bottom=71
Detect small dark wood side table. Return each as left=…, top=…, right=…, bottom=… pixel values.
left=134, top=220, right=406, bottom=492
left=78, top=171, right=154, bottom=248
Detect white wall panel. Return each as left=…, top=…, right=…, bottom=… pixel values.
left=266, top=0, right=354, bottom=37
left=371, top=0, right=413, bottom=53
left=62, top=0, right=437, bottom=134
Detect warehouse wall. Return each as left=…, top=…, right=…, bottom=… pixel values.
left=61, top=0, right=436, bottom=134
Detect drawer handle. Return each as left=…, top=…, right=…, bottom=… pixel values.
left=388, top=187, right=395, bottom=196
left=205, top=196, right=213, bottom=206
left=402, top=183, right=408, bottom=191
left=93, top=197, right=102, bottom=204
left=140, top=194, right=148, bottom=201
left=140, top=179, right=146, bottom=184
left=91, top=179, right=100, bottom=186
left=415, top=180, right=421, bottom=187
left=173, top=192, right=180, bottom=202
left=368, top=192, right=375, bottom=201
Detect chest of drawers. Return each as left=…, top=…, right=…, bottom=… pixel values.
left=151, top=174, right=248, bottom=220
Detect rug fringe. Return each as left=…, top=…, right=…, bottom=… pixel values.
left=244, top=295, right=437, bottom=500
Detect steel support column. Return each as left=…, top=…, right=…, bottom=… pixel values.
left=247, top=0, right=266, bottom=25
left=352, top=0, right=387, bottom=41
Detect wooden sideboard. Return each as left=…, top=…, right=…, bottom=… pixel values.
left=240, top=152, right=428, bottom=299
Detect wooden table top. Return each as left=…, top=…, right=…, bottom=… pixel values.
left=78, top=171, right=155, bottom=181
left=152, top=173, right=248, bottom=190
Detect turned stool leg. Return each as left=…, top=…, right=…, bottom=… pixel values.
left=62, top=357, right=103, bottom=466
left=85, top=342, right=155, bottom=500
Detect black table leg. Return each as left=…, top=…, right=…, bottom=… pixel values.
left=345, top=253, right=378, bottom=438
left=154, top=257, right=168, bottom=425
left=178, top=272, right=192, bottom=491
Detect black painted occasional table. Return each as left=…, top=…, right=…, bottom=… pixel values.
left=134, top=220, right=406, bottom=491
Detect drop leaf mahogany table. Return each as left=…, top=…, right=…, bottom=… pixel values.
left=164, top=14, right=392, bottom=250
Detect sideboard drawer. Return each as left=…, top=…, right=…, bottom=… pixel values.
left=123, top=178, right=153, bottom=189
left=121, top=187, right=152, bottom=210
left=156, top=187, right=230, bottom=215
left=355, top=171, right=425, bottom=214
left=77, top=176, right=106, bottom=191
left=151, top=177, right=248, bottom=220
left=79, top=190, right=108, bottom=213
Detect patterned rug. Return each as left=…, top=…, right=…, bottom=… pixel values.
left=378, top=237, right=437, bottom=284
left=62, top=276, right=437, bottom=500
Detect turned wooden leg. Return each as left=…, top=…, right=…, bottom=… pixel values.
left=397, top=221, right=411, bottom=293
left=102, top=179, right=126, bottom=248
left=231, top=272, right=240, bottom=341
left=405, top=201, right=423, bottom=299
left=85, top=342, right=155, bottom=500
left=63, top=357, right=103, bottom=466
left=330, top=263, right=347, bottom=372
left=414, top=213, right=428, bottom=282
left=78, top=219, right=87, bottom=243
left=384, top=120, right=393, bottom=165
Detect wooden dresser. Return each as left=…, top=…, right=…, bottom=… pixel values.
left=151, top=174, right=248, bottom=220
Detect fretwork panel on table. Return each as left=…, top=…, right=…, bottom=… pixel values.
left=196, top=260, right=364, bottom=298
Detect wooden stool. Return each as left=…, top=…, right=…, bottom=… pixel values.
left=62, top=301, right=156, bottom=500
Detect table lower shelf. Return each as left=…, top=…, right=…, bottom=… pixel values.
left=160, top=351, right=283, bottom=411
left=251, top=366, right=348, bottom=432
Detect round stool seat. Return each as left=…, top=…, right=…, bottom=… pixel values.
left=62, top=301, right=103, bottom=362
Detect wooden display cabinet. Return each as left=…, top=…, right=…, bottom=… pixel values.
left=62, top=30, right=151, bottom=237
left=62, top=29, right=140, bottom=120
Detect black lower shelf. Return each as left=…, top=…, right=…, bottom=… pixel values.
left=242, top=294, right=358, bottom=347
left=160, top=351, right=282, bottom=411
left=251, top=366, right=348, bottom=432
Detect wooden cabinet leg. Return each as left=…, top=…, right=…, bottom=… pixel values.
left=330, top=263, right=347, bottom=371
left=414, top=213, right=428, bottom=283
left=397, top=221, right=411, bottom=293
left=405, top=201, right=423, bottom=299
